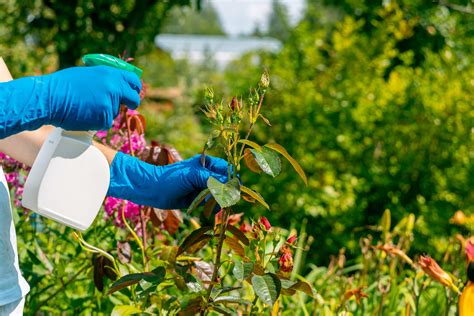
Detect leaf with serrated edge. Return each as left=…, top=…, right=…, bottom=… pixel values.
left=233, top=261, right=255, bottom=280
left=227, top=225, right=250, bottom=246
left=251, top=273, right=281, bottom=307
left=250, top=148, right=281, bottom=177
left=187, top=188, right=210, bottom=214
left=264, top=143, right=307, bottom=185
left=240, top=185, right=270, bottom=209
left=207, top=177, right=240, bottom=208
left=178, top=226, right=213, bottom=256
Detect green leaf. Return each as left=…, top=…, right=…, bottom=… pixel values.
left=251, top=273, right=281, bottom=307
left=238, top=139, right=261, bottom=150
left=264, top=143, right=307, bottom=185
left=227, top=224, right=250, bottom=246
left=240, top=185, right=270, bottom=209
left=214, top=295, right=250, bottom=305
left=250, top=148, right=281, bottom=177
left=108, top=273, right=152, bottom=295
left=111, top=305, right=141, bottom=316
left=146, top=266, right=166, bottom=283
left=187, top=188, right=210, bottom=214
left=207, top=177, right=241, bottom=208
left=243, top=148, right=263, bottom=173
left=233, top=261, right=255, bottom=280
left=178, top=226, right=213, bottom=256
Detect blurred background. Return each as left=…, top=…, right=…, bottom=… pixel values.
left=1, top=0, right=473, bottom=268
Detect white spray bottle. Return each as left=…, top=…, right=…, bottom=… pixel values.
left=22, top=54, right=143, bottom=231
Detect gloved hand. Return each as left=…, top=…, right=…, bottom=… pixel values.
left=107, top=153, right=229, bottom=210
left=0, top=65, right=141, bottom=138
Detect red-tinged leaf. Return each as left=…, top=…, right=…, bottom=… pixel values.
left=178, top=226, right=213, bottom=256
left=164, top=210, right=182, bottom=235
left=224, top=237, right=246, bottom=257
left=240, top=185, right=269, bottom=209
left=226, top=225, right=250, bottom=246
left=244, top=148, right=263, bottom=173
left=117, top=241, right=132, bottom=264
left=203, top=196, right=217, bottom=218
left=242, top=194, right=256, bottom=203
left=186, top=235, right=212, bottom=254
left=280, top=279, right=315, bottom=297
left=264, top=143, right=308, bottom=185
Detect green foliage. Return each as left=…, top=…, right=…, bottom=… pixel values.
left=0, top=0, right=201, bottom=72
left=224, top=1, right=474, bottom=264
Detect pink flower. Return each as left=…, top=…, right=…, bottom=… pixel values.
left=95, top=130, right=108, bottom=140
left=239, top=221, right=252, bottom=233
left=466, top=239, right=474, bottom=262
left=259, top=216, right=271, bottom=231
left=4, top=172, right=18, bottom=184
left=104, top=197, right=141, bottom=227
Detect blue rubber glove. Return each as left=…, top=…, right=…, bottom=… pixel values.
left=107, top=153, right=229, bottom=209
left=0, top=65, right=141, bottom=138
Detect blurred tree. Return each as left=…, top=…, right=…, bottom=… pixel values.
left=267, top=0, right=291, bottom=41
left=161, top=1, right=225, bottom=35
left=0, top=0, right=201, bottom=73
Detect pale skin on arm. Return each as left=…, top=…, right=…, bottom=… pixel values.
left=0, top=57, right=117, bottom=166
left=0, top=126, right=118, bottom=167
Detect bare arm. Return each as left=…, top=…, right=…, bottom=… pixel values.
left=0, top=57, right=117, bottom=166
left=0, top=126, right=117, bottom=167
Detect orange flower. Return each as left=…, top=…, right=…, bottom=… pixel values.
left=344, top=287, right=368, bottom=304
left=418, top=256, right=460, bottom=293
left=459, top=282, right=474, bottom=316
left=450, top=211, right=467, bottom=225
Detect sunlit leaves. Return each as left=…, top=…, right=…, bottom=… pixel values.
left=264, top=143, right=307, bottom=185
left=207, top=177, right=241, bottom=208
left=250, top=148, right=281, bottom=177
left=243, top=148, right=263, bottom=173
left=251, top=273, right=281, bottom=307
left=111, top=305, right=141, bottom=316
left=240, top=185, right=270, bottom=209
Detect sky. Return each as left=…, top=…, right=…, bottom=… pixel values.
left=209, top=0, right=306, bottom=36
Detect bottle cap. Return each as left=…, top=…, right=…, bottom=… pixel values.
left=82, top=54, right=143, bottom=78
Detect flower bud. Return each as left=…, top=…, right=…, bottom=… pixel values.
left=287, top=235, right=297, bottom=245
left=259, top=216, right=271, bottom=231
left=259, top=71, right=270, bottom=89
left=230, top=96, right=240, bottom=111
left=418, top=256, right=460, bottom=293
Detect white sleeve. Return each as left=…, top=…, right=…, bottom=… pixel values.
left=0, top=167, right=29, bottom=306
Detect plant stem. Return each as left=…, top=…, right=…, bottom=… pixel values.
left=123, top=108, right=135, bottom=157
left=121, top=203, right=146, bottom=269
left=203, top=208, right=230, bottom=312
left=238, top=94, right=265, bottom=160
left=139, top=206, right=148, bottom=270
